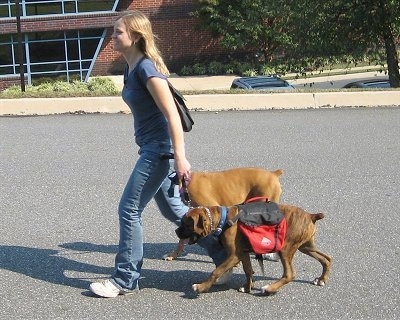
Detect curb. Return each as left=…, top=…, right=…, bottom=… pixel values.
left=1, top=91, right=400, bottom=116
left=187, top=91, right=400, bottom=110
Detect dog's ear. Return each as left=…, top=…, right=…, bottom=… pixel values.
left=196, top=213, right=205, bottom=230
left=181, top=215, right=195, bottom=231
left=188, top=208, right=208, bottom=235
left=184, top=215, right=195, bottom=231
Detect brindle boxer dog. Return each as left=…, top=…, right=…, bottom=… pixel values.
left=164, top=167, right=284, bottom=261
left=175, top=203, right=332, bottom=295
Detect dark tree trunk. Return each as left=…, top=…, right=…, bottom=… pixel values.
left=383, top=26, right=400, bottom=88
left=378, top=0, right=400, bottom=88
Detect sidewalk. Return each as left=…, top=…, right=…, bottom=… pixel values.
left=1, top=69, right=399, bottom=116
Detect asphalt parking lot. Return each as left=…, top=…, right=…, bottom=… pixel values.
left=1, top=107, right=400, bottom=319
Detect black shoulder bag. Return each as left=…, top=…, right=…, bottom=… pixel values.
left=167, top=82, right=194, bottom=132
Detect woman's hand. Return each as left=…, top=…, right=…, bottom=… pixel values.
left=174, top=157, right=191, bottom=183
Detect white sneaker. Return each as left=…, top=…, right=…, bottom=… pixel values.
left=215, top=268, right=233, bottom=285
left=262, top=252, right=280, bottom=262
left=89, top=279, right=137, bottom=298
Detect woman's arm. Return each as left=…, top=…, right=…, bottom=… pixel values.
left=146, top=76, right=191, bottom=180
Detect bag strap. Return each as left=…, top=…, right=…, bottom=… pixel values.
left=227, top=209, right=241, bottom=227
left=129, top=57, right=177, bottom=93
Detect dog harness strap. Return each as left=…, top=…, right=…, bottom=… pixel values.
left=227, top=206, right=241, bottom=227
left=213, top=206, right=227, bottom=236
left=244, top=196, right=269, bottom=204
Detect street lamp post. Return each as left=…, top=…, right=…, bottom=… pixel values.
left=15, top=0, right=25, bottom=91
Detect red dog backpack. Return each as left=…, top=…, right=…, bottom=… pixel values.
left=236, top=201, right=287, bottom=254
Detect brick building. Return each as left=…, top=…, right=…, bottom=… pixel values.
left=0, top=0, right=225, bottom=90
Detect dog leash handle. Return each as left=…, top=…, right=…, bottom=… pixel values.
left=180, top=177, right=191, bottom=206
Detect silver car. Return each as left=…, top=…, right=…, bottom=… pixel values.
left=230, top=76, right=294, bottom=90
left=342, top=78, right=391, bottom=88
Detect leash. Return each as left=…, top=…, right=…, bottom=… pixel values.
left=180, top=176, right=192, bottom=207
left=159, top=152, right=193, bottom=207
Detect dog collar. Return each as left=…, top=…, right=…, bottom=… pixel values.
left=214, top=206, right=227, bottom=236
left=203, top=207, right=213, bottom=228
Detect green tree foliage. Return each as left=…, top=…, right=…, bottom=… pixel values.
left=286, top=0, right=400, bottom=86
left=193, top=0, right=290, bottom=61
left=193, top=0, right=400, bottom=87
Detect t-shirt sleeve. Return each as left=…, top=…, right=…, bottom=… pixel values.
left=137, top=59, right=167, bottom=86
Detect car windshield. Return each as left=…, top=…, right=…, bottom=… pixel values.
left=253, top=83, right=288, bottom=88
left=366, top=82, right=391, bottom=88
left=231, top=76, right=293, bottom=90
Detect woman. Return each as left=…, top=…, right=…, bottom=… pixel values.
left=89, top=10, right=191, bottom=298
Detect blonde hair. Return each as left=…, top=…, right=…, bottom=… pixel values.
left=118, top=10, right=170, bottom=76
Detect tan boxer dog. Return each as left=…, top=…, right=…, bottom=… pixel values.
left=164, top=167, right=284, bottom=261
left=175, top=203, right=332, bottom=295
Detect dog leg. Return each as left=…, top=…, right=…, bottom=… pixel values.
left=162, top=238, right=189, bottom=261
left=238, top=252, right=254, bottom=293
left=192, top=256, right=240, bottom=293
left=261, top=249, right=296, bottom=295
left=299, top=242, right=332, bottom=286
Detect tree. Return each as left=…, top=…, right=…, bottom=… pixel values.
left=286, top=0, right=400, bottom=87
left=193, top=0, right=400, bottom=87
left=192, top=0, right=291, bottom=61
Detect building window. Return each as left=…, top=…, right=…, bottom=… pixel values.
left=0, top=0, right=120, bottom=83
left=0, top=0, right=120, bottom=17
left=0, top=34, right=18, bottom=75
left=0, top=29, right=105, bottom=83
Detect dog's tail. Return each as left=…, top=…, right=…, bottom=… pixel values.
left=312, top=213, right=325, bottom=223
left=273, top=169, right=284, bottom=176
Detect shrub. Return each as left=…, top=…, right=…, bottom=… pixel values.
left=207, top=61, right=226, bottom=75
left=242, top=69, right=258, bottom=77
left=52, top=81, right=72, bottom=92
left=1, top=77, right=119, bottom=98
left=191, top=63, right=208, bottom=75
left=87, top=77, right=118, bottom=95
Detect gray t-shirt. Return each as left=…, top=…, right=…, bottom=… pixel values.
left=122, top=58, right=170, bottom=147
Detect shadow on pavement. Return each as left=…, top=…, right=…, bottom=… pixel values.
left=2, top=242, right=313, bottom=297
left=0, top=245, right=105, bottom=290
left=0, top=242, right=210, bottom=296
left=59, top=241, right=207, bottom=260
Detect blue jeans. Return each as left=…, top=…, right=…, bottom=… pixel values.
left=112, top=145, right=226, bottom=291
left=153, top=162, right=227, bottom=266
left=112, top=141, right=171, bottom=291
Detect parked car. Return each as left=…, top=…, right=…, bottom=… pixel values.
left=230, top=76, right=294, bottom=90
left=342, top=78, right=391, bottom=88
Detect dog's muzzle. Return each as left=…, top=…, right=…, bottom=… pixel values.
left=175, top=226, right=199, bottom=244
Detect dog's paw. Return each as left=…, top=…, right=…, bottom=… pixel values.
left=260, top=285, right=276, bottom=296
left=192, top=283, right=209, bottom=293
left=260, top=285, right=269, bottom=295
left=162, top=250, right=188, bottom=261
left=161, top=252, right=177, bottom=261
left=192, top=284, right=199, bottom=292
left=238, top=286, right=250, bottom=293
left=312, top=278, right=326, bottom=286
